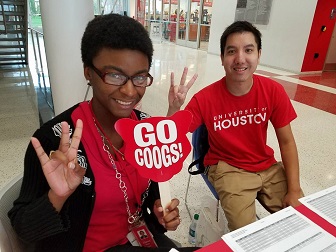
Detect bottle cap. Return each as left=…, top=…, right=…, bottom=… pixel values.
left=194, top=213, right=199, bottom=220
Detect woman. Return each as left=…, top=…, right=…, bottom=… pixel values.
left=8, top=14, right=197, bottom=252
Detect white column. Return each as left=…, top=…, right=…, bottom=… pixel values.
left=39, top=0, right=94, bottom=115
left=129, top=0, right=136, bottom=18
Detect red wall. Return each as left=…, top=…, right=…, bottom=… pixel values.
left=301, top=0, right=336, bottom=72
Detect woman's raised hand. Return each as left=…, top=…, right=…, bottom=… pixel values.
left=31, top=119, right=85, bottom=201
left=167, top=67, right=198, bottom=116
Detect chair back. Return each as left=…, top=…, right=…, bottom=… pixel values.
left=0, top=174, right=29, bottom=252
left=190, top=125, right=219, bottom=200
left=191, top=124, right=209, bottom=164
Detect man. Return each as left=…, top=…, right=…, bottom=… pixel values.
left=168, top=21, right=304, bottom=231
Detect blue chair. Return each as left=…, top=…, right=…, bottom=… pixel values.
left=184, top=125, right=220, bottom=221
left=185, top=125, right=261, bottom=222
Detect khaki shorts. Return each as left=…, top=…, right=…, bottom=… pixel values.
left=207, top=161, right=287, bottom=231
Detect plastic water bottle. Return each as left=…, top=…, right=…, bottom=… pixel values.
left=188, top=213, right=199, bottom=245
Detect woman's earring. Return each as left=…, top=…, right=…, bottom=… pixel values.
left=84, top=82, right=92, bottom=101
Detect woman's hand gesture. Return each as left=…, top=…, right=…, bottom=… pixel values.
left=31, top=120, right=85, bottom=209
left=167, top=67, right=198, bottom=116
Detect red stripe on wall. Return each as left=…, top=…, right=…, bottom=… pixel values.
left=301, top=0, right=336, bottom=72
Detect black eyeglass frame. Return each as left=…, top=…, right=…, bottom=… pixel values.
left=91, top=64, right=153, bottom=87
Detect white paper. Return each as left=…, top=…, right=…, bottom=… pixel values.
left=222, top=206, right=336, bottom=252
left=299, top=185, right=336, bottom=227
left=126, top=231, right=140, bottom=246
left=159, top=181, right=171, bottom=214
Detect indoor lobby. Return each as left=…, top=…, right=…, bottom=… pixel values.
left=1, top=39, right=335, bottom=248
left=0, top=0, right=336, bottom=250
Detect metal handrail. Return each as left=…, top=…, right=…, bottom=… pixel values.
left=29, top=27, right=43, bottom=77
left=23, top=0, right=28, bottom=64
left=28, top=27, right=54, bottom=112
left=0, top=0, right=8, bottom=33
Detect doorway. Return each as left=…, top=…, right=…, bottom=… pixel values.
left=176, top=0, right=212, bottom=50
left=324, top=23, right=336, bottom=71
left=176, top=0, right=198, bottom=48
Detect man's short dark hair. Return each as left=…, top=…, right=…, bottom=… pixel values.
left=220, top=21, right=262, bottom=55
left=81, top=14, right=153, bottom=68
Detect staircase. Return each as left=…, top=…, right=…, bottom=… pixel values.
left=0, top=0, right=28, bottom=65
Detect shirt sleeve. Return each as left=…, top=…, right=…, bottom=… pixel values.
left=184, top=95, right=204, bottom=133
left=270, top=84, right=297, bottom=128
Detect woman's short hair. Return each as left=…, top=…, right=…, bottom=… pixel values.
left=81, top=14, right=154, bottom=69
left=220, top=21, right=262, bottom=55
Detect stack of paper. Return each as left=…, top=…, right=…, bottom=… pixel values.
left=222, top=185, right=336, bottom=252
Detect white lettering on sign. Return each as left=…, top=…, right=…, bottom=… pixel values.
left=156, top=120, right=177, bottom=144
left=134, top=123, right=155, bottom=147
left=133, top=120, right=183, bottom=169
left=134, top=120, right=177, bottom=147
left=134, top=143, right=183, bottom=169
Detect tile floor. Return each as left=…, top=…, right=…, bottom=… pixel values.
left=0, top=41, right=335, bottom=248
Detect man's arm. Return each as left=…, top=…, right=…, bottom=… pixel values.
left=167, top=67, right=198, bottom=116
left=275, top=124, right=304, bottom=207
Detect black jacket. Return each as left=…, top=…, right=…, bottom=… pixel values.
left=8, top=103, right=166, bottom=252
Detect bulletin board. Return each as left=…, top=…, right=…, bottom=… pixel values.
left=234, top=0, right=273, bottom=25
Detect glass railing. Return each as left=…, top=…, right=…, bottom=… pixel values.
left=28, top=27, right=55, bottom=118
